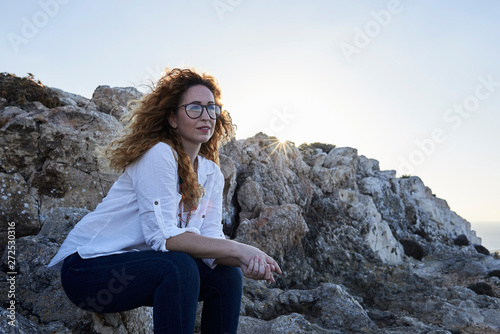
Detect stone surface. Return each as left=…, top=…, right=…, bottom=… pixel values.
left=1, top=234, right=154, bottom=333
left=90, top=85, right=143, bottom=121
left=1, top=79, right=499, bottom=334
left=0, top=89, right=122, bottom=256
left=0, top=306, right=40, bottom=334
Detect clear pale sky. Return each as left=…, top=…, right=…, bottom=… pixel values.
left=1, top=1, right=499, bottom=246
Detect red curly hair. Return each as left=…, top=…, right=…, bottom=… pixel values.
left=105, top=68, right=235, bottom=208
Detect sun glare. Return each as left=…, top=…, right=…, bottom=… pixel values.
left=262, top=137, right=296, bottom=164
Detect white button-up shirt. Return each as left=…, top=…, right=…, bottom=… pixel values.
left=48, top=142, right=226, bottom=270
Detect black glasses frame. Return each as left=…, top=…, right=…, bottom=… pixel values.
left=178, top=103, right=222, bottom=120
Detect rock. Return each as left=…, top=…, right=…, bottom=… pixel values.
left=38, top=207, right=90, bottom=243
left=454, top=234, right=470, bottom=246
left=236, top=204, right=310, bottom=288
left=0, top=100, right=122, bottom=246
left=219, top=151, right=239, bottom=235
left=237, top=313, right=337, bottom=334
left=51, top=87, right=91, bottom=108
left=269, top=313, right=340, bottom=333
left=312, top=283, right=379, bottom=333
left=366, top=218, right=404, bottom=264
left=237, top=178, right=264, bottom=215
left=241, top=282, right=376, bottom=333
left=235, top=316, right=270, bottom=334
left=5, top=235, right=153, bottom=333
left=0, top=173, right=39, bottom=253
left=358, top=175, right=406, bottom=238
left=357, top=155, right=381, bottom=178
left=474, top=244, right=490, bottom=256
left=467, top=282, right=494, bottom=296
left=298, top=142, right=336, bottom=154
left=308, top=147, right=359, bottom=193
left=488, top=270, right=500, bottom=279
left=90, top=85, right=143, bottom=121
left=347, top=191, right=403, bottom=265
left=0, top=73, right=65, bottom=109
left=398, top=177, right=481, bottom=245
left=1, top=79, right=499, bottom=334
left=0, top=306, right=40, bottom=334
left=400, top=239, right=425, bottom=261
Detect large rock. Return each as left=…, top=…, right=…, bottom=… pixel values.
left=90, top=85, right=143, bottom=120
left=236, top=204, right=311, bottom=288
left=0, top=73, right=65, bottom=109
left=1, top=79, right=499, bottom=334
left=398, top=176, right=480, bottom=244
left=0, top=306, right=40, bottom=334
left=0, top=210, right=154, bottom=333
left=0, top=95, right=122, bottom=255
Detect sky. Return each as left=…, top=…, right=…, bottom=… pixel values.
left=1, top=1, right=499, bottom=248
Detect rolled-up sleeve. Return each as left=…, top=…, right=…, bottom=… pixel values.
left=130, top=143, right=200, bottom=252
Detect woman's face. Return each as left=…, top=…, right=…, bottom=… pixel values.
left=169, top=85, right=217, bottom=150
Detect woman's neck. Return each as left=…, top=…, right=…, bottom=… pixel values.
left=182, top=142, right=201, bottom=167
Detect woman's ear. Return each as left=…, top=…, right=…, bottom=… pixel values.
left=168, top=113, right=177, bottom=129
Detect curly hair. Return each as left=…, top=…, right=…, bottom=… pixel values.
left=105, top=68, right=235, bottom=208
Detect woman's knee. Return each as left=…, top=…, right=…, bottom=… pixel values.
left=157, top=252, right=200, bottom=288
left=225, top=266, right=243, bottom=287
left=210, top=266, right=243, bottom=294
left=228, top=267, right=243, bottom=296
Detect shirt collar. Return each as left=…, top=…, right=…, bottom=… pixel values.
left=196, top=155, right=215, bottom=185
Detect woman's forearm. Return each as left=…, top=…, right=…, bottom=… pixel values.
left=165, top=232, right=241, bottom=260
left=213, top=257, right=241, bottom=267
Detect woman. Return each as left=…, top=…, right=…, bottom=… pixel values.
left=48, top=68, right=282, bottom=334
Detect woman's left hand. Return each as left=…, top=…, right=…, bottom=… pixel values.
left=241, top=256, right=277, bottom=284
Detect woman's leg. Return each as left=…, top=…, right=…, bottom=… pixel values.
left=61, top=251, right=200, bottom=334
left=195, top=259, right=243, bottom=334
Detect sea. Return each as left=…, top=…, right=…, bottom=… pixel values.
left=471, top=222, right=500, bottom=253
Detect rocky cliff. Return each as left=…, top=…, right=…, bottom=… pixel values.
left=1, top=74, right=500, bottom=334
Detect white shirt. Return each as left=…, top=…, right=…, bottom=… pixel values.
left=48, top=142, right=226, bottom=270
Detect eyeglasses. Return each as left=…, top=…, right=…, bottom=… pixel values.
left=178, top=103, right=221, bottom=119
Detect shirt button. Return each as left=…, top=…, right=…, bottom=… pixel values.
left=202, top=215, right=205, bottom=218
left=154, top=201, right=158, bottom=205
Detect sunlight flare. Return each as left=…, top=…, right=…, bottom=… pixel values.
left=262, top=137, right=296, bottom=164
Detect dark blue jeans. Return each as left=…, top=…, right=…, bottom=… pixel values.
left=61, top=250, right=242, bottom=334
